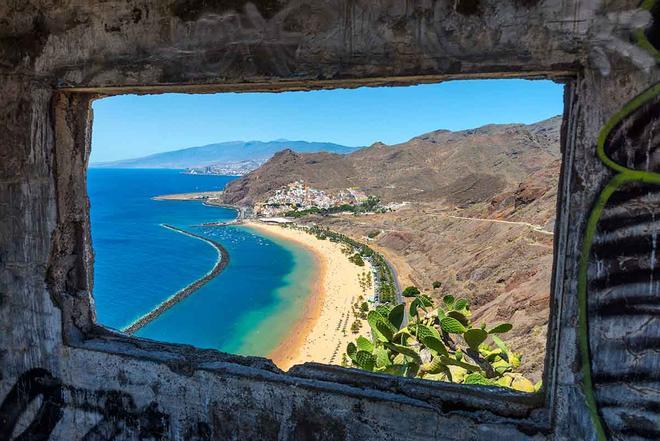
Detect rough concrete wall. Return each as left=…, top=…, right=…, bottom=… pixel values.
left=3, top=0, right=588, bottom=87
left=550, top=68, right=660, bottom=441
left=581, top=74, right=660, bottom=439
left=0, top=1, right=658, bottom=440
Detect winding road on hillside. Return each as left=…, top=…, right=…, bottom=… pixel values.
left=353, top=213, right=554, bottom=238
left=441, top=214, right=554, bottom=235
left=354, top=211, right=552, bottom=316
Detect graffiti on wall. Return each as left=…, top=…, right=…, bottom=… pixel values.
left=0, top=368, right=170, bottom=440
left=579, top=83, right=660, bottom=441
left=577, top=1, right=659, bottom=437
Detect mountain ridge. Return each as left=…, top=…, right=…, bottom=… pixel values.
left=91, top=139, right=361, bottom=169
left=221, top=116, right=562, bottom=207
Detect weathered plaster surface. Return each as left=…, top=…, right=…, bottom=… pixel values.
left=0, top=1, right=658, bottom=439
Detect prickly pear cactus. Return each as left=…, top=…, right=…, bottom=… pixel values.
left=346, top=286, right=539, bottom=392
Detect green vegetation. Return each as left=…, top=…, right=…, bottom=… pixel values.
left=352, top=298, right=368, bottom=320
left=360, top=196, right=382, bottom=212
left=432, top=281, right=442, bottom=289
left=283, top=196, right=383, bottom=218
left=367, top=230, right=380, bottom=239
left=346, top=287, right=540, bottom=392
left=341, top=353, right=350, bottom=367
left=402, top=286, right=421, bottom=297
left=357, top=272, right=372, bottom=293
left=303, top=225, right=397, bottom=304
left=348, top=253, right=365, bottom=266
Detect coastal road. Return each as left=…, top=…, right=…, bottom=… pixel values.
left=350, top=213, right=553, bottom=238
left=375, top=252, right=409, bottom=325
left=383, top=256, right=408, bottom=326
left=122, top=224, right=229, bottom=334
left=384, top=257, right=403, bottom=304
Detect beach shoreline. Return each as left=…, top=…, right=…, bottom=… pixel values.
left=242, top=221, right=372, bottom=371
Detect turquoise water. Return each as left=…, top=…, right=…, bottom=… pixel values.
left=88, top=168, right=317, bottom=356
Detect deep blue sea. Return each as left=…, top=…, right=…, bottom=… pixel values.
left=88, top=168, right=316, bottom=356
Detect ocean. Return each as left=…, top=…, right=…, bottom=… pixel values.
left=88, top=168, right=317, bottom=357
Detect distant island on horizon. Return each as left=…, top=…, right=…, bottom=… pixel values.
left=90, top=139, right=362, bottom=174
left=90, top=116, right=562, bottom=178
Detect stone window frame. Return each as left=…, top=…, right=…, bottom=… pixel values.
left=50, top=74, right=575, bottom=433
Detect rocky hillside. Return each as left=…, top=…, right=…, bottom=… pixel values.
left=222, top=116, right=561, bottom=207
left=223, top=116, right=563, bottom=381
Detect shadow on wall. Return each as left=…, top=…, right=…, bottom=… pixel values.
left=0, top=368, right=169, bottom=441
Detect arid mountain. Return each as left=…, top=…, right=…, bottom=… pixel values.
left=223, top=116, right=562, bottom=381
left=222, top=116, right=561, bottom=207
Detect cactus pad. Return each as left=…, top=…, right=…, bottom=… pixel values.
left=440, top=317, right=467, bottom=334
left=464, top=328, right=488, bottom=351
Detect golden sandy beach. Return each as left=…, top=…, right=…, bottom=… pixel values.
left=242, top=221, right=373, bottom=371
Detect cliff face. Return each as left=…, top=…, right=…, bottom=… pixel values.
left=223, top=116, right=563, bottom=381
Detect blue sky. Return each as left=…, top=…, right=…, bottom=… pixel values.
left=90, top=79, right=564, bottom=163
